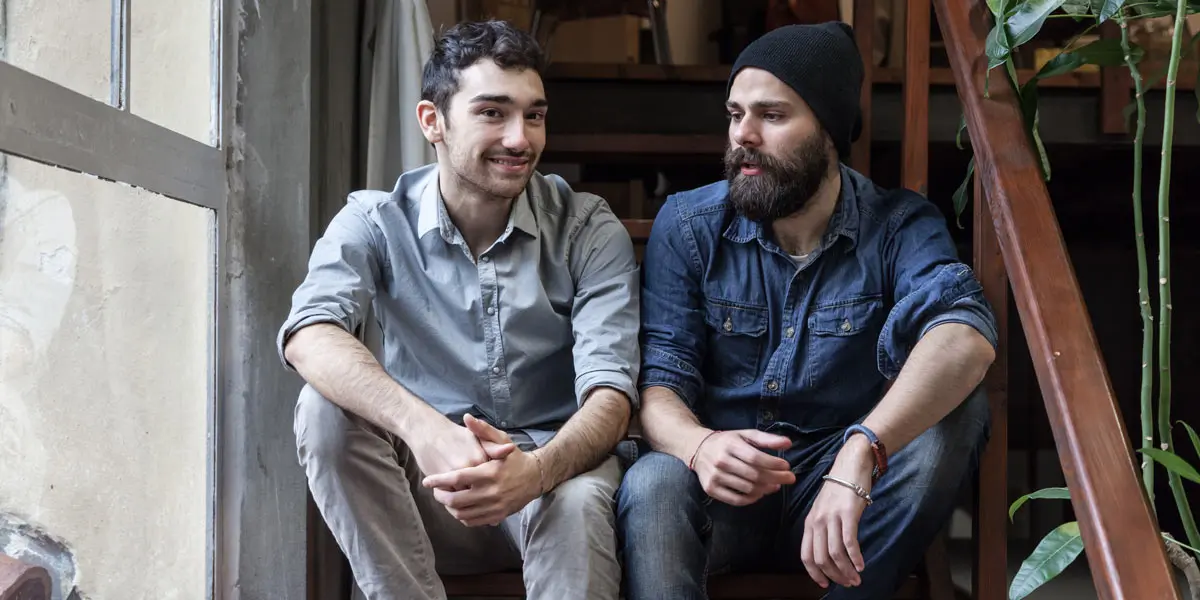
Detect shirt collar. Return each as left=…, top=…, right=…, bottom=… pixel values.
left=417, top=169, right=541, bottom=243
left=722, top=165, right=860, bottom=253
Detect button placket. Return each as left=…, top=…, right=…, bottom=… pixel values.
left=479, top=254, right=511, bottom=422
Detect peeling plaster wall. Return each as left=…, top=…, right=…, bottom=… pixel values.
left=216, top=0, right=312, bottom=597
left=0, top=0, right=213, bottom=598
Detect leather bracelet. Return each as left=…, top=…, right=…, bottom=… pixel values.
left=688, top=430, right=720, bottom=471
left=843, top=424, right=888, bottom=481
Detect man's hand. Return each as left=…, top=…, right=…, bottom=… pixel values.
left=801, top=436, right=875, bottom=589
left=421, top=416, right=542, bottom=526
left=408, top=414, right=516, bottom=488
left=691, top=429, right=796, bottom=506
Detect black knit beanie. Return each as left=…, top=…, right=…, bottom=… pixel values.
left=728, top=21, right=864, bottom=161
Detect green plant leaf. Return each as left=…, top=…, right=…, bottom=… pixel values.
left=1009, top=521, right=1084, bottom=600
left=957, top=113, right=970, bottom=149
left=1007, top=0, right=1069, bottom=47
left=1074, top=38, right=1143, bottom=67
left=1098, top=0, right=1126, bottom=21
left=1178, top=421, right=1200, bottom=462
left=989, top=0, right=1014, bottom=18
left=1140, top=448, right=1200, bottom=484
left=987, top=21, right=1013, bottom=69
left=1061, top=0, right=1094, bottom=15
left=1008, top=487, right=1071, bottom=522
left=953, top=157, right=975, bottom=227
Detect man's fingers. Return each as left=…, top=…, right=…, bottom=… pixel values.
left=826, top=518, right=860, bottom=586
left=422, top=462, right=493, bottom=489
left=711, top=471, right=755, bottom=496
left=707, top=484, right=757, bottom=507
left=481, top=441, right=516, bottom=460
left=431, top=487, right=484, bottom=510
left=800, top=524, right=826, bottom=589
left=712, top=449, right=763, bottom=483
left=844, top=513, right=865, bottom=574
left=730, top=442, right=792, bottom=472
left=808, top=523, right=831, bottom=589
left=738, top=430, right=794, bottom=451
left=464, top=414, right=511, bottom=445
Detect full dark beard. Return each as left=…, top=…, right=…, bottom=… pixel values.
left=724, top=133, right=831, bottom=222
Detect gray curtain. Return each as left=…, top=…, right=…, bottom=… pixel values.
left=360, top=0, right=437, bottom=192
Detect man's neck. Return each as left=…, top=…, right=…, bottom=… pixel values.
left=439, top=170, right=514, bottom=258
left=771, top=168, right=842, bottom=257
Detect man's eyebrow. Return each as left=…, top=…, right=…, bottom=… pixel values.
left=725, top=100, right=789, bottom=110
left=470, top=94, right=548, bottom=108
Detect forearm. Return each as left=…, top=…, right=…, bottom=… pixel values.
left=862, top=322, right=995, bottom=452
left=284, top=322, right=444, bottom=440
left=532, top=387, right=631, bottom=490
left=639, top=386, right=713, bottom=464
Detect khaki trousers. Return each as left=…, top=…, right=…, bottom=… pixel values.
left=294, top=385, right=624, bottom=600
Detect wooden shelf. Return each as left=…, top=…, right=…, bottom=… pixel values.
left=545, top=62, right=1195, bottom=90
left=545, top=133, right=725, bottom=157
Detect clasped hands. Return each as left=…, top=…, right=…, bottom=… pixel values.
left=691, top=429, right=875, bottom=589
left=413, top=414, right=543, bottom=528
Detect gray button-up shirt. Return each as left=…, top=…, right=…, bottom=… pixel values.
left=277, top=164, right=640, bottom=447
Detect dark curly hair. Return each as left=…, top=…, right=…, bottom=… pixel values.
left=421, top=20, right=546, bottom=116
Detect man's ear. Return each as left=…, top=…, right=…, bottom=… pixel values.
left=416, top=100, right=444, bottom=144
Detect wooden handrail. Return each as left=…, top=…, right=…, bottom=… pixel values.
left=932, top=1, right=1179, bottom=598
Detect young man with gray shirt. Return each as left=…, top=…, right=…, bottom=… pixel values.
left=278, top=20, right=639, bottom=600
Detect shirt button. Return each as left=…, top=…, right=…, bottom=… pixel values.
left=841, top=319, right=852, bottom=332
left=500, top=420, right=508, bottom=427
left=722, top=317, right=733, bottom=332
left=763, top=411, right=776, bottom=421
left=491, top=366, right=500, bottom=374
left=785, top=326, right=795, bottom=338
left=481, top=255, right=491, bottom=262
left=766, top=380, right=779, bottom=392
left=486, top=306, right=496, bottom=315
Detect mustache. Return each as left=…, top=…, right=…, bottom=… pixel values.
left=725, top=146, right=785, bottom=173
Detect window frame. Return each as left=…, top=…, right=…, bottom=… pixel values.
left=0, top=0, right=235, bottom=597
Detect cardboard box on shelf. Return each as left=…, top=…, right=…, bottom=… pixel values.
left=478, top=0, right=533, bottom=30
left=546, top=15, right=642, bottom=64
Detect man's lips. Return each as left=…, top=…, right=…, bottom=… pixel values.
left=488, top=156, right=531, bottom=172
left=741, top=162, right=763, bottom=176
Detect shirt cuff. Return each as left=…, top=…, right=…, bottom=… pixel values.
left=638, top=347, right=703, bottom=409
left=576, top=370, right=639, bottom=411
left=276, top=310, right=352, bottom=371
left=919, top=306, right=999, bottom=350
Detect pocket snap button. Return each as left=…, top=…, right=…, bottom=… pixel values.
left=723, top=317, right=733, bottom=332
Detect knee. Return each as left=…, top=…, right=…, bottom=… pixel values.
left=293, top=384, right=351, bottom=468
left=545, top=469, right=619, bottom=525
left=616, top=452, right=701, bottom=524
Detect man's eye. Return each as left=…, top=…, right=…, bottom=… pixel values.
left=481, top=109, right=502, bottom=118
left=763, top=113, right=782, bottom=122
left=527, top=112, right=546, bottom=121
left=727, top=113, right=743, bottom=122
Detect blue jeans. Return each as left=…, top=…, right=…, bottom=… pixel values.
left=616, top=387, right=990, bottom=600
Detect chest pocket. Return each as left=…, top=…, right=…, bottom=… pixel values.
left=806, top=295, right=886, bottom=397
left=703, top=300, right=768, bottom=388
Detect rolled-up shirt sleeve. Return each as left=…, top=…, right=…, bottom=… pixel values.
left=276, top=196, right=384, bottom=371
left=568, top=198, right=642, bottom=409
left=637, top=196, right=707, bottom=409
left=877, top=192, right=998, bottom=379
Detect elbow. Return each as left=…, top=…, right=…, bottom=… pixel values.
left=283, top=326, right=315, bottom=373
left=964, top=328, right=996, bottom=382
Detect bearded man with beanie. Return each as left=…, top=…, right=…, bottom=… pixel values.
left=616, top=22, right=998, bottom=599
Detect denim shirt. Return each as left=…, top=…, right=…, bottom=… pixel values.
left=639, top=165, right=997, bottom=438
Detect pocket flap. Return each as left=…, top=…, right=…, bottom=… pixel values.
left=704, top=301, right=768, bottom=336
left=809, top=297, right=882, bottom=336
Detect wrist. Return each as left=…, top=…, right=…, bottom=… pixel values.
left=687, top=428, right=719, bottom=471
left=529, top=448, right=551, bottom=494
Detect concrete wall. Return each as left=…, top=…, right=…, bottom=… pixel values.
left=1, top=1, right=214, bottom=598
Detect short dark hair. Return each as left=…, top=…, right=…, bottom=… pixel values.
left=421, top=20, right=545, bottom=115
